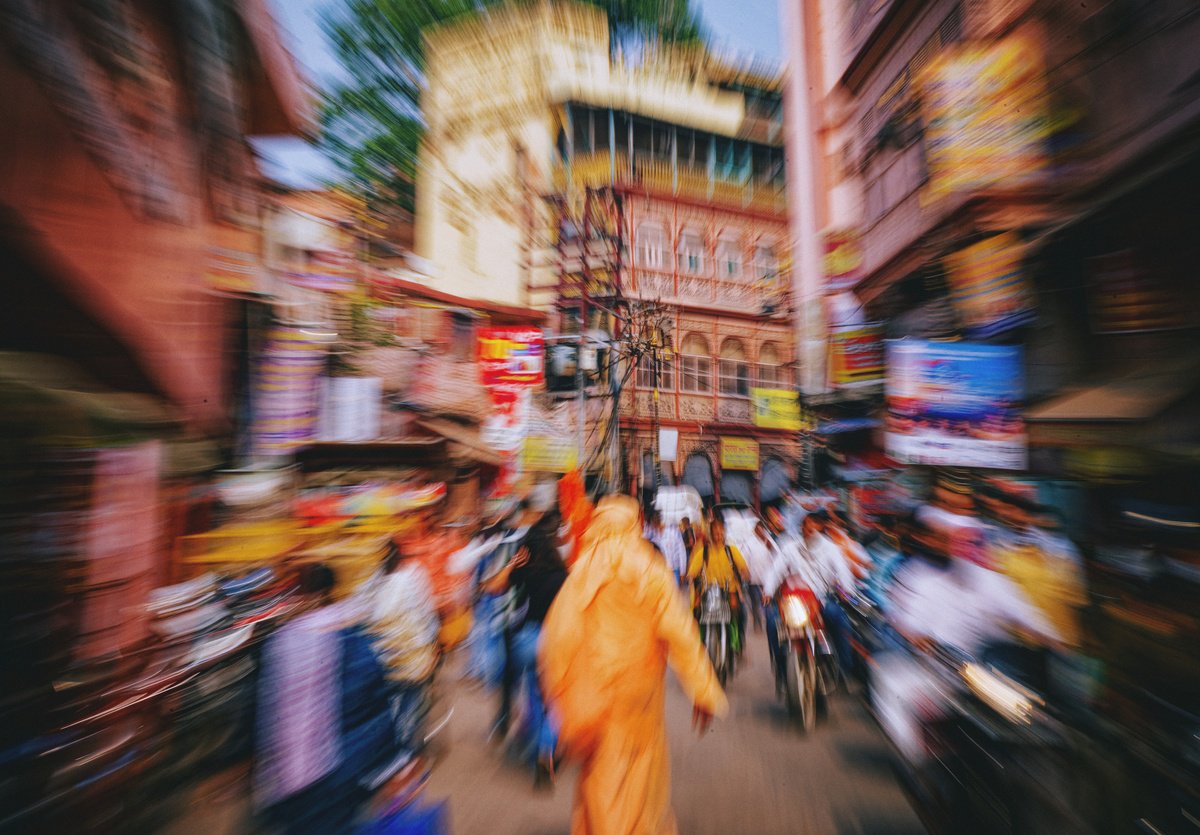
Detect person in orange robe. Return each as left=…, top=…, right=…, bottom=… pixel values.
left=539, top=495, right=728, bottom=835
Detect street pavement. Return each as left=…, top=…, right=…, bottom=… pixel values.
left=427, top=634, right=927, bottom=835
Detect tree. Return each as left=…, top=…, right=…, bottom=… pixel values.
left=318, top=0, right=704, bottom=213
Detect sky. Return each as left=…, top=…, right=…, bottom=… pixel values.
left=259, top=0, right=784, bottom=187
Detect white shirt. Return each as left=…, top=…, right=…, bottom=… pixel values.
left=762, top=533, right=824, bottom=599
left=739, top=535, right=776, bottom=587
left=647, top=524, right=688, bottom=578
left=808, top=532, right=856, bottom=595
left=888, top=558, right=1059, bottom=653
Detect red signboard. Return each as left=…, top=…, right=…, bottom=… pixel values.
left=829, top=324, right=885, bottom=387
left=477, top=327, right=545, bottom=387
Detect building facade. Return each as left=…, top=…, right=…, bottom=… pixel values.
left=419, top=2, right=799, bottom=507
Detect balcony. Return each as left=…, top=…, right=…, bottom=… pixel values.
left=561, top=152, right=786, bottom=217
left=628, top=268, right=788, bottom=316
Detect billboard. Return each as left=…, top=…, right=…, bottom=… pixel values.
left=829, top=325, right=885, bottom=387
left=720, top=437, right=760, bottom=471
left=885, top=340, right=1026, bottom=469
left=944, top=233, right=1035, bottom=338
left=918, top=34, right=1050, bottom=199
left=477, top=327, right=545, bottom=387
left=822, top=229, right=864, bottom=292
left=750, top=388, right=806, bottom=431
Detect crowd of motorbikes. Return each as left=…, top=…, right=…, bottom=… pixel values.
left=685, top=500, right=1200, bottom=835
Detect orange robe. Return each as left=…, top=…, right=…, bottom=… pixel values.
left=540, top=496, right=727, bottom=835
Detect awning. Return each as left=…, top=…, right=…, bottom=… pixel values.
left=416, top=418, right=505, bottom=468
left=1025, top=358, right=1200, bottom=450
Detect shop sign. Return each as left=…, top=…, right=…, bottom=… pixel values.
left=944, top=232, right=1035, bottom=337
left=523, top=435, right=579, bottom=473
left=822, top=229, right=864, bottom=292
left=720, top=437, right=760, bottom=471
left=478, top=327, right=545, bottom=387
left=885, top=340, right=1027, bottom=470
left=829, top=325, right=885, bottom=387
left=750, top=388, right=807, bottom=431
left=918, top=34, right=1050, bottom=199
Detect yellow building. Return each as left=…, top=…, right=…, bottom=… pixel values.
left=418, top=2, right=798, bottom=507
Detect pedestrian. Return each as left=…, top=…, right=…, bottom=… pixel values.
left=540, top=495, right=727, bottom=835
left=363, top=542, right=440, bottom=754
left=482, top=512, right=568, bottom=787
left=645, top=508, right=688, bottom=585
left=255, top=563, right=396, bottom=834
left=679, top=516, right=697, bottom=554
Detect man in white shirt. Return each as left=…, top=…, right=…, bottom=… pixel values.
left=645, top=508, right=688, bottom=585
left=872, top=515, right=1059, bottom=764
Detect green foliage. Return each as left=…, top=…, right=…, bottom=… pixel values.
left=317, top=0, right=704, bottom=212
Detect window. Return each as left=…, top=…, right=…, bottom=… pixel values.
left=718, top=338, right=751, bottom=397
left=757, top=343, right=787, bottom=387
left=679, top=333, right=712, bottom=393
left=754, top=243, right=778, bottom=281
left=677, top=229, right=705, bottom=274
left=637, top=223, right=665, bottom=269
left=716, top=235, right=742, bottom=279
left=636, top=354, right=674, bottom=390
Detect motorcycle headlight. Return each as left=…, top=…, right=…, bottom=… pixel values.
left=781, top=595, right=809, bottom=630
left=962, top=662, right=1041, bottom=725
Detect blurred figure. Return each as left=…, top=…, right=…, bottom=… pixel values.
left=742, top=521, right=778, bottom=631
left=540, top=495, right=727, bottom=835
left=255, top=563, right=395, bottom=834
left=804, top=513, right=856, bottom=673
left=645, top=507, right=687, bottom=585
left=873, top=517, right=1059, bottom=763
left=989, top=491, right=1087, bottom=649
left=483, top=512, right=567, bottom=786
left=365, top=542, right=439, bottom=753
left=486, top=501, right=541, bottom=741
left=679, top=516, right=697, bottom=554
left=686, top=515, right=750, bottom=655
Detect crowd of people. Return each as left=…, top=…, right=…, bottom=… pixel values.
left=248, top=472, right=1091, bottom=834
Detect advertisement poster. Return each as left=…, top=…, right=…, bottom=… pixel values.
left=918, top=34, right=1050, bottom=199
left=750, top=388, right=806, bottom=431
left=885, top=340, right=1027, bottom=469
left=822, top=229, right=864, bottom=293
left=522, top=435, right=579, bottom=473
left=477, top=327, right=545, bottom=387
left=720, top=437, right=760, bottom=471
left=829, top=325, right=885, bottom=387
left=944, top=233, right=1035, bottom=337
left=254, top=326, right=329, bottom=456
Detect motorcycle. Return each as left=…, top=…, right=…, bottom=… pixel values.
left=897, top=640, right=1085, bottom=835
left=775, top=580, right=834, bottom=732
left=698, top=584, right=734, bottom=686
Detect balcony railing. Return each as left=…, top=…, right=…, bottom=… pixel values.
left=562, top=152, right=786, bottom=216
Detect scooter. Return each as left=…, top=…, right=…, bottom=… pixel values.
left=698, top=584, right=734, bottom=686
left=774, top=579, right=836, bottom=732
left=899, top=640, right=1084, bottom=835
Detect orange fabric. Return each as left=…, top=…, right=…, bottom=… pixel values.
left=540, top=495, right=727, bottom=835
left=558, top=470, right=594, bottom=567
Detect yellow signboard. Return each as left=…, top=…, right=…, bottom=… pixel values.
left=523, top=435, right=579, bottom=473
left=720, top=437, right=760, bottom=471
left=750, top=388, right=806, bottom=431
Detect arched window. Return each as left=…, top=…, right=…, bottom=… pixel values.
left=679, top=333, right=712, bottom=394
left=757, top=342, right=788, bottom=388
left=718, top=337, right=751, bottom=397
left=715, top=234, right=743, bottom=279
left=677, top=228, right=705, bottom=275
left=683, top=453, right=715, bottom=500
left=636, top=222, right=665, bottom=270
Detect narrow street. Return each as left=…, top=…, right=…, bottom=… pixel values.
left=428, top=638, right=926, bottom=835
